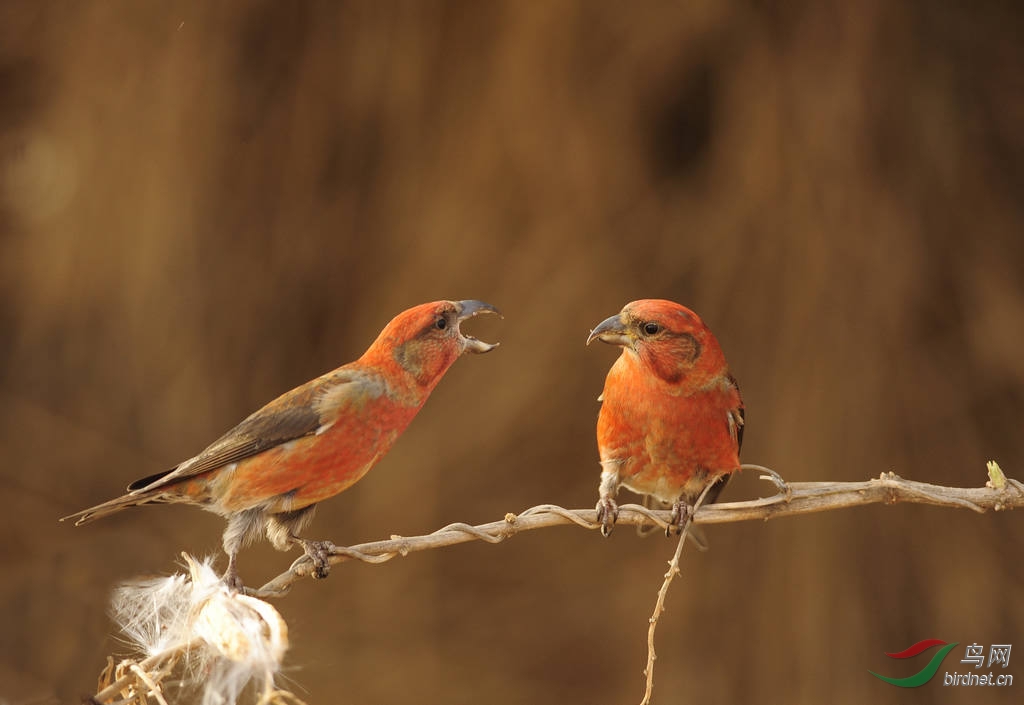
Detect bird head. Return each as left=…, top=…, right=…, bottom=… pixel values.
left=587, top=299, right=728, bottom=386
left=364, top=300, right=501, bottom=388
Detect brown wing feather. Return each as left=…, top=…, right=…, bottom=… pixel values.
left=127, top=370, right=355, bottom=492
left=728, top=373, right=744, bottom=453
left=735, top=406, right=745, bottom=453
left=706, top=375, right=744, bottom=508
left=61, top=370, right=359, bottom=525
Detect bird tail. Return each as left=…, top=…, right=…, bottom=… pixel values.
left=61, top=463, right=189, bottom=526
left=60, top=491, right=170, bottom=526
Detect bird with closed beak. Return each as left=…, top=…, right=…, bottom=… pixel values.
left=587, top=299, right=743, bottom=536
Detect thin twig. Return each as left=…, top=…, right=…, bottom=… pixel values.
left=640, top=481, right=716, bottom=705
left=250, top=470, right=1023, bottom=597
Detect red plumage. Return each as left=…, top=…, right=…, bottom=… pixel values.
left=64, top=299, right=500, bottom=588
left=587, top=299, right=743, bottom=535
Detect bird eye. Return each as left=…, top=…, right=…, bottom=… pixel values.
left=643, top=322, right=660, bottom=335
left=435, top=317, right=448, bottom=330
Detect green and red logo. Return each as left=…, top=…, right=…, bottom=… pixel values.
left=869, top=639, right=959, bottom=687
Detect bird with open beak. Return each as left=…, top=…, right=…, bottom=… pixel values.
left=64, top=300, right=501, bottom=589
left=587, top=299, right=743, bottom=536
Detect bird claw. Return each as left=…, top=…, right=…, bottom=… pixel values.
left=295, top=539, right=336, bottom=579
left=667, top=499, right=694, bottom=536
left=596, top=497, right=619, bottom=537
left=308, top=540, right=336, bottom=579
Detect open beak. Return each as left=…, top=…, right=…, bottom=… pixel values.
left=586, top=312, right=631, bottom=347
left=455, top=300, right=501, bottom=353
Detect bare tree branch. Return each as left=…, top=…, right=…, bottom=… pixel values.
left=91, top=466, right=1020, bottom=705
left=250, top=469, right=1024, bottom=598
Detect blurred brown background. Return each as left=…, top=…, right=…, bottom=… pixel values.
left=2, top=1, right=1023, bottom=703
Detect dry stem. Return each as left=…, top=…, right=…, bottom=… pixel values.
left=88, top=466, right=1019, bottom=705
left=639, top=481, right=717, bottom=705
left=92, top=639, right=202, bottom=704
left=250, top=469, right=1023, bottom=597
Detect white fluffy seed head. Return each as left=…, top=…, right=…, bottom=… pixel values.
left=110, top=554, right=290, bottom=705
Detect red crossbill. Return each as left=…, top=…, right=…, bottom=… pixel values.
left=587, top=299, right=743, bottom=536
left=64, top=300, right=500, bottom=588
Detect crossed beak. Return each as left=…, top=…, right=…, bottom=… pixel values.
left=586, top=312, right=631, bottom=347
left=455, top=300, right=501, bottom=353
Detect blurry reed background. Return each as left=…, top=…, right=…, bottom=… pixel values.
left=1, top=1, right=1022, bottom=703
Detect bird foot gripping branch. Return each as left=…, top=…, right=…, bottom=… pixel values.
left=289, top=539, right=338, bottom=579
left=596, top=497, right=620, bottom=537
left=667, top=499, right=694, bottom=537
